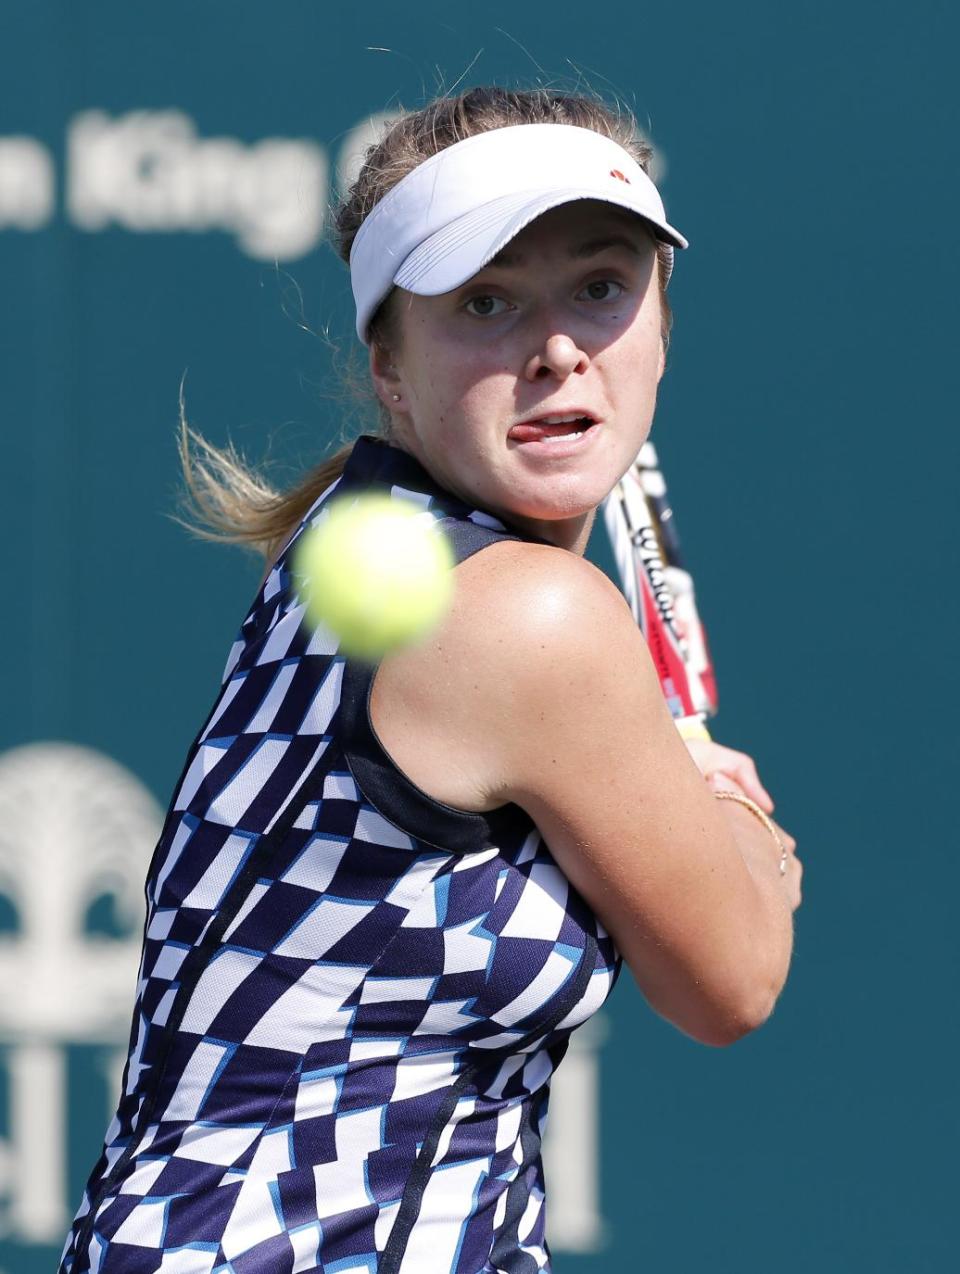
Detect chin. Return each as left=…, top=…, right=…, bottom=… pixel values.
left=502, top=489, right=604, bottom=526
left=525, top=472, right=618, bottom=517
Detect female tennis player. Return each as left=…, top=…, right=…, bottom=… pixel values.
left=61, top=87, right=801, bottom=1274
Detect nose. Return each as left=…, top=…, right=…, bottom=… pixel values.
left=523, top=332, right=590, bottom=382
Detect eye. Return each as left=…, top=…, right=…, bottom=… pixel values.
left=464, top=294, right=510, bottom=317
left=578, top=279, right=625, bottom=302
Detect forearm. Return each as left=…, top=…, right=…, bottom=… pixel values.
left=720, top=799, right=796, bottom=1008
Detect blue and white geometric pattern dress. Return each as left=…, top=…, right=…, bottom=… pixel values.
left=60, top=436, right=621, bottom=1274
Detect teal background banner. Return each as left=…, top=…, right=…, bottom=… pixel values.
left=2, top=1, right=958, bottom=1270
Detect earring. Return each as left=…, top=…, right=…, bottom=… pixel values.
left=391, top=393, right=401, bottom=402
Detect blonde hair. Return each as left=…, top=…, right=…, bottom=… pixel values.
left=180, top=87, right=673, bottom=560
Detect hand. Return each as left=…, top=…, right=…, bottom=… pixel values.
left=682, top=738, right=774, bottom=814
left=717, top=794, right=803, bottom=912
left=686, top=740, right=802, bottom=911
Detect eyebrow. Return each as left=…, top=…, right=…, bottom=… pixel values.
left=487, top=233, right=645, bottom=269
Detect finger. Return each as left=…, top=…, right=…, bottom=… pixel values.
left=711, top=761, right=771, bottom=811
left=707, top=770, right=744, bottom=795
left=725, top=751, right=773, bottom=809
left=688, top=741, right=776, bottom=814
left=739, top=754, right=772, bottom=805
left=727, top=757, right=774, bottom=813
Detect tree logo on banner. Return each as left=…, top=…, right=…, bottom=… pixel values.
left=0, top=742, right=160, bottom=1249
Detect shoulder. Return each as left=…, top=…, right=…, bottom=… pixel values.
left=452, top=536, right=638, bottom=648
left=448, top=537, right=653, bottom=708
left=370, top=536, right=659, bottom=812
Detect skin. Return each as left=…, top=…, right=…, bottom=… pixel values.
left=367, top=201, right=802, bottom=1046
left=372, top=202, right=665, bottom=554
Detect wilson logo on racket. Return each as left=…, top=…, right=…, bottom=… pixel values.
left=631, top=525, right=678, bottom=632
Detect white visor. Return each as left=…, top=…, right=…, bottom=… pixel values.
left=349, top=122, right=688, bottom=344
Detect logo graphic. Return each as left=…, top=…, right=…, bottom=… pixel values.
left=610, top=168, right=631, bottom=183
left=0, top=743, right=160, bottom=1248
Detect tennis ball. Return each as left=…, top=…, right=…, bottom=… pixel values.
left=294, top=493, right=455, bottom=660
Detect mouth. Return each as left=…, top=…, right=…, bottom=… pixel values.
left=507, top=412, right=600, bottom=444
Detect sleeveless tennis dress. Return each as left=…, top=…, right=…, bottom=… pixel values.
left=60, top=437, right=621, bottom=1274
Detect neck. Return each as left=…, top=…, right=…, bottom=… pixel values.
left=507, top=508, right=595, bottom=555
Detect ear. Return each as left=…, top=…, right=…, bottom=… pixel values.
left=369, top=340, right=405, bottom=413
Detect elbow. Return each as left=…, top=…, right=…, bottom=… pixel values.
left=696, top=946, right=791, bottom=1046
left=664, top=959, right=788, bottom=1048
left=630, top=912, right=794, bottom=1048
left=649, top=977, right=782, bottom=1049
left=694, top=987, right=780, bottom=1048
left=699, top=917, right=794, bottom=1046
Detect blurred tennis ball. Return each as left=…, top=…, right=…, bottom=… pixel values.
left=294, top=494, right=455, bottom=660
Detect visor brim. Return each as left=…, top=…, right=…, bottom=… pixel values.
left=393, top=185, right=688, bottom=298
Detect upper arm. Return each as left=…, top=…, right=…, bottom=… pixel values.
left=372, top=540, right=790, bottom=1045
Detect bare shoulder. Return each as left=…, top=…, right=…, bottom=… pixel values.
left=447, top=537, right=631, bottom=648
left=449, top=538, right=682, bottom=790
left=370, top=536, right=663, bottom=812
left=456, top=536, right=632, bottom=636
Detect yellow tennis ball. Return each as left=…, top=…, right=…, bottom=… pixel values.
left=294, top=494, right=455, bottom=660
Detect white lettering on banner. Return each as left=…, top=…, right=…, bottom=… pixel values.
left=0, top=137, right=55, bottom=229
left=67, top=110, right=328, bottom=260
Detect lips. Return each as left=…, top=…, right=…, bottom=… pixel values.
left=507, top=411, right=599, bottom=443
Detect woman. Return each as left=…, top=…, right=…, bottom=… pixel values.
left=61, top=87, right=801, bottom=1274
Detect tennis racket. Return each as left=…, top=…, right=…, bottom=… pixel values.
left=602, top=441, right=717, bottom=740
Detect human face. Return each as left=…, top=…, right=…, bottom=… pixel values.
left=372, top=201, right=666, bottom=552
